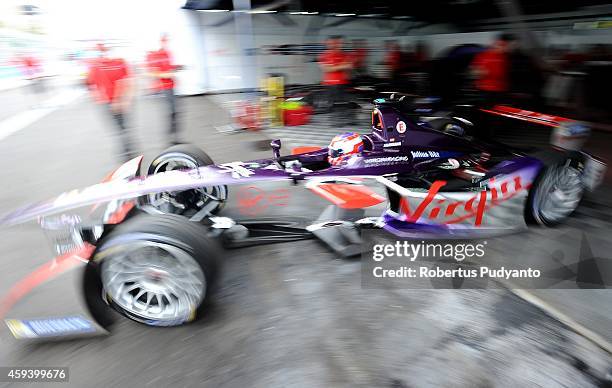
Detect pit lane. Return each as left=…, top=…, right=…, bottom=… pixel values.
left=0, top=90, right=610, bottom=387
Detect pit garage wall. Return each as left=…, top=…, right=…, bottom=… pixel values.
left=190, top=13, right=427, bottom=92
left=175, top=10, right=612, bottom=94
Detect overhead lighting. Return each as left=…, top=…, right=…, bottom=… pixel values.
left=198, top=9, right=230, bottom=12
left=334, top=13, right=356, bottom=17
left=393, top=15, right=411, bottom=19
left=289, top=11, right=319, bottom=15
left=248, top=10, right=278, bottom=14
left=359, top=14, right=384, bottom=18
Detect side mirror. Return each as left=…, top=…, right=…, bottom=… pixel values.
left=270, top=139, right=281, bottom=159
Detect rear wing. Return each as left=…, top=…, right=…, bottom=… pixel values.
left=480, top=105, right=591, bottom=151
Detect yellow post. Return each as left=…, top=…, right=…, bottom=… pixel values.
left=263, top=74, right=284, bottom=127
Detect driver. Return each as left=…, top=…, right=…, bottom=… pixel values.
left=328, top=132, right=364, bottom=166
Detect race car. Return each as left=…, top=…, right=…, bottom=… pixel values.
left=0, top=98, right=606, bottom=338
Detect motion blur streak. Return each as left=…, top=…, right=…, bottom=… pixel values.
left=0, top=244, right=94, bottom=319
left=0, top=0, right=611, bottom=387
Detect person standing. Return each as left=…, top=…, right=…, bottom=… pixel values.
left=87, top=43, right=135, bottom=161
left=146, top=34, right=180, bottom=145
left=18, top=51, right=46, bottom=108
left=384, top=41, right=402, bottom=83
left=470, top=33, right=517, bottom=105
left=351, top=39, right=369, bottom=82
left=318, top=36, right=354, bottom=124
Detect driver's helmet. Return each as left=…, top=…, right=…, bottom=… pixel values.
left=328, top=132, right=364, bottom=166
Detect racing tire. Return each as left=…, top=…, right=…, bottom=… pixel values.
left=525, top=152, right=585, bottom=226
left=146, top=144, right=227, bottom=216
left=89, top=214, right=221, bottom=327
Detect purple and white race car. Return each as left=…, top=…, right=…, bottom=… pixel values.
left=0, top=98, right=606, bottom=338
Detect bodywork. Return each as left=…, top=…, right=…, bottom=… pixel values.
left=0, top=100, right=606, bottom=340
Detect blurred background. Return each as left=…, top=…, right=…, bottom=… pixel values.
left=0, top=0, right=612, bottom=387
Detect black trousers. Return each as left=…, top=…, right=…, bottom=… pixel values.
left=325, top=84, right=356, bottom=125
left=104, top=104, right=134, bottom=161
left=160, top=87, right=179, bottom=143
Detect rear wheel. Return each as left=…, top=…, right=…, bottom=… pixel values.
left=94, top=214, right=220, bottom=326
left=526, top=156, right=584, bottom=226
left=146, top=144, right=227, bottom=216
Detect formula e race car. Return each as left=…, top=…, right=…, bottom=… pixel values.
left=0, top=98, right=607, bottom=338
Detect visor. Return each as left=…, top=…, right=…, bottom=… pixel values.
left=328, top=148, right=344, bottom=158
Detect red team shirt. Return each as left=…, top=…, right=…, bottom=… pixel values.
left=385, top=49, right=401, bottom=74
left=146, top=49, right=176, bottom=91
left=20, top=56, right=42, bottom=79
left=87, top=58, right=129, bottom=104
left=471, top=50, right=508, bottom=92
left=319, top=50, right=349, bottom=86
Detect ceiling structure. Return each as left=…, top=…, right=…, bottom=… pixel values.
left=183, top=0, right=612, bottom=31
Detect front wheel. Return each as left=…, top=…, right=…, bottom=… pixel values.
left=526, top=157, right=585, bottom=226
left=93, top=214, right=220, bottom=326
left=145, top=144, right=228, bottom=216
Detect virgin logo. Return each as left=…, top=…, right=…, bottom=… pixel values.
left=237, top=186, right=289, bottom=215
left=398, top=176, right=531, bottom=226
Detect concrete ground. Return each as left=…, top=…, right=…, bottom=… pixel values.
left=0, top=85, right=610, bottom=387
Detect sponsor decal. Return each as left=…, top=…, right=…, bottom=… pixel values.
left=218, top=162, right=255, bottom=179
left=6, top=316, right=95, bottom=339
left=237, top=186, right=289, bottom=215
left=411, top=151, right=440, bottom=158
left=397, top=175, right=530, bottom=226
left=383, top=142, right=402, bottom=148
left=263, top=164, right=282, bottom=170
left=481, top=105, right=574, bottom=128
left=364, top=156, right=410, bottom=165
left=396, top=121, right=407, bottom=133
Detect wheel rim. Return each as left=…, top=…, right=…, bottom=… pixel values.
left=535, top=164, right=583, bottom=224
left=100, top=241, right=206, bottom=322
left=147, top=154, right=226, bottom=214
